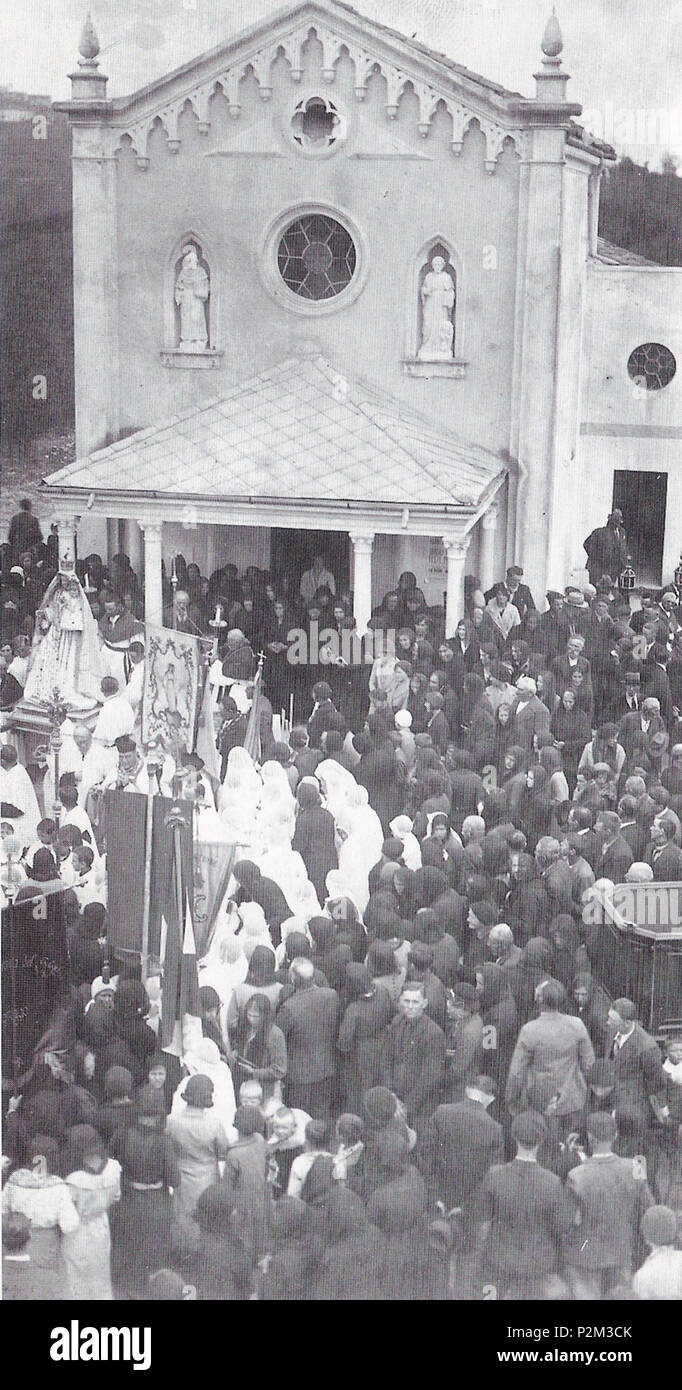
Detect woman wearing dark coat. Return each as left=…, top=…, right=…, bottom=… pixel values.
left=569, top=971, right=612, bottom=1058
left=460, top=676, right=496, bottom=766
left=516, top=764, right=560, bottom=851
left=232, top=860, right=292, bottom=949
left=365, top=1132, right=430, bottom=1300
left=355, top=713, right=403, bottom=834
left=476, top=963, right=519, bottom=1101
left=509, top=937, right=554, bottom=1027
left=546, top=914, right=590, bottom=993
left=491, top=703, right=516, bottom=781
left=337, top=964, right=396, bottom=1113
left=228, top=993, right=287, bottom=1107
left=260, top=1196, right=323, bottom=1301
left=186, top=1183, right=254, bottom=1300
left=501, top=745, right=531, bottom=823
left=111, top=1086, right=182, bottom=1297
left=92, top=982, right=157, bottom=1094
left=291, top=778, right=337, bottom=905
left=314, top=1187, right=388, bottom=1300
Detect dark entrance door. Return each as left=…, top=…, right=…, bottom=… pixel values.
left=612, top=470, right=667, bottom=586
left=270, top=528, right=350, bottom=604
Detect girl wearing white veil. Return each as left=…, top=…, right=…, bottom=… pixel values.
left=217, top=745, right=262, bottom=848
left=258, top=760, right=296, bottom=815
left=335, top=782, right=385, bottom=913
left=255, top=806, right=320, bottom=920
left=315, top=757, right=358, bottom=822
left=198, top=905, right=248, bottom=1036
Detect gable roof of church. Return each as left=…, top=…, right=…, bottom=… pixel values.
left=108, top=0, right=525, bottom=118
left=43, top=354, right=506, bottom=510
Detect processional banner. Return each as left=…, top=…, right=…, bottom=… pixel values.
left=142, top=625, right=200, bottom=753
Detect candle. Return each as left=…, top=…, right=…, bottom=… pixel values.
left=214, top=604, right=222, bottom=625
left=171, top=556, right=177, bottom=582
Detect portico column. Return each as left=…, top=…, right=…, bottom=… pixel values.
left=106, top=518, right=120, bottom=565
left=123, top=520, right=144, bottom=579
left=479, top=502, right=500, bottom=592
left=141, top=521, right=163, bottom=626
left=349, top=532, right=374, bottom=636
left=443, top=536, right=469, bottom=637
left=55, top=516, right=77, bottom=566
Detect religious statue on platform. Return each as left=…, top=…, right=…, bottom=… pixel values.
left=418, top=254, right=455, bottom=361
left=23, top=560, right=105, bottom=710
left=175, top=244, right=210, bottom=352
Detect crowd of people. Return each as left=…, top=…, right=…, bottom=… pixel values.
left=2, top=499, right=682, bottom=1301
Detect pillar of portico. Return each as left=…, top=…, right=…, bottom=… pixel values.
left=122, top=520, right=144, bottom=581
left=479, top=502, right=501, bottom=593
left=140, top=520, right=163, bottom=626
left=443, top=536, right=469, bottom=637
left=349, top=532, right=374, bottom=637
left=55, top=516, right=78, bottom=567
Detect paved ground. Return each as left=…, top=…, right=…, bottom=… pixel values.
left=1, top=430, right=75, bottom=541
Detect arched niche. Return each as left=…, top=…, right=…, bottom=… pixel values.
left=403, top=237, right=467, bottom=378
left=161, top=231, right=223, bottom=370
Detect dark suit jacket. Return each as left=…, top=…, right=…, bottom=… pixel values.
left=643, top=663, right=673, bottom=726
left=599, top=834, right=634, bottom=882
left=618, top=820, right=645, bottom=862
left=381, top=1013, right=446, bottom=1121
left=612, top=1024, right=668, bottom=1125
left=551, top=654, right=592, bottom=690
left=645, top=841, right=682, bottom=881
left=418, top=1099, right=504, bottom=1208
left=474, top=1159, right=575, bottom=1278
left=617, top=710, right=666, bottom=761
left=276, top=985, right=340, bottom=1084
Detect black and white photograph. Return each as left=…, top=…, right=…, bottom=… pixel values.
left=1, top=0, right=681, bottom=1339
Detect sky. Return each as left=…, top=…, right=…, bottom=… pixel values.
left=2, top=0, right=681, bottom=166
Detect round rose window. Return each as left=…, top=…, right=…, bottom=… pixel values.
left=277, top=214, right=357, bottom=301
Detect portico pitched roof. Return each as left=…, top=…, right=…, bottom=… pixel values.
left=44, top=355, right=506, bottom=512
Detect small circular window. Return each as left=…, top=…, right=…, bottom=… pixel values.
left=291, top=96, right=344, bottom=153
left=277, top=214, right=357, bottom=301
left=627, top=342, right=676, bottom=391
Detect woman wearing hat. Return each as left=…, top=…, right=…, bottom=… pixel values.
left=166, top=1073, right=233, bottom=1221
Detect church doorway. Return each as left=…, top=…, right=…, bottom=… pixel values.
left=612, top=470, right=667, bottom=586
left=270, top=528, right=350, bottom=604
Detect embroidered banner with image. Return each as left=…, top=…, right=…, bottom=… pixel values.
left=142, top=625, right=200, bottom=752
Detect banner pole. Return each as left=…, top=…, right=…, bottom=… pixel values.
left=140, top=772, right=155, bottom=981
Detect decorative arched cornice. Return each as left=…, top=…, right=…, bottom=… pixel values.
left=110, top=20, right=527, bottom=175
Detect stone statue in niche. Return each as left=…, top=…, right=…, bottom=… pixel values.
left=418, top=254, right=455, bottom=360
left=175, top=244, right=209, bottom=352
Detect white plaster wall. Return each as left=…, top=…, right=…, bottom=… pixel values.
left=109, top=45, right=520, bottom=461
left=564, top=262, right=682, bottom=582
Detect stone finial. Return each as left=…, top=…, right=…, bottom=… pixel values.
left=78, top=12, right=100, bottom=64
left=534, top=8, right=569, bottom=101
left=66, top=11, right=108, bottom=100
left=541, top=10, right=563, bottom=61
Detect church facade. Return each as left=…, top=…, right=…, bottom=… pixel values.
left=47, top=0, right=682, bottom=631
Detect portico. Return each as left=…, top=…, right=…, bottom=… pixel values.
left=43, top=354, right=507, bottom=636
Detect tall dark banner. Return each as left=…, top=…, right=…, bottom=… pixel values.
left=104, top=791, right=194, bottom=961
left=1, top=888, right=70, bottom=1085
